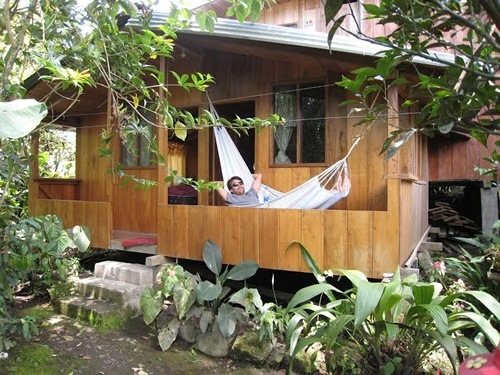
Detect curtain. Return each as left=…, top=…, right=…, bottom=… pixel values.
left=167, top=142, right=186, bottom=185
left=273, top=88, right=296, bottom=164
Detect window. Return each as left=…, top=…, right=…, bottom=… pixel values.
left=121, top=107, right=155, bottom=167
left=38, top=126, right=76, bottom=178
left=273, top=82, right=325, bottom=164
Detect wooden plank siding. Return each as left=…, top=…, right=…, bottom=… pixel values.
left=35, top=179, right=80, bottom=200
left=157, top=195, right=402, bottom=279
left=428, top=135, right=498, bottom=181
left=31, top=199, right=112, bottom=249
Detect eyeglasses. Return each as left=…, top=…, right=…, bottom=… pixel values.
left=231, top=182, right=244, bottom=187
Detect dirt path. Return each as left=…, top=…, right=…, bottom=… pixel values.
left=1, top=299, right=287, bottom=375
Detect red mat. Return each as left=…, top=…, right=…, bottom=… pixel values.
left=122, top=237, right=157, bottom=247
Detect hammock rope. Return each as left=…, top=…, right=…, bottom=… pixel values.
left=209, top=95, right=360, bottom=209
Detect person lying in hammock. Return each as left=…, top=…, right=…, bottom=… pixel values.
left=216, top=173, right=262, bottom=207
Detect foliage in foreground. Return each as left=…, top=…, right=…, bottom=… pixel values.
left=139, top=237, right=500, bottom=374
left=280, top=243, right=500, bottom=375
left=325, top=0, right=499, bottom=170
left=0, top=215, right=90, bottom=352
left=140, top=239, right=262, bottom=350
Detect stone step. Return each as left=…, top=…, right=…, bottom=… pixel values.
left=94, top=260, right=154, bottom=285
left=75, top=276, right=151, bottom=313
left=52, top=295, right=132, bottom=331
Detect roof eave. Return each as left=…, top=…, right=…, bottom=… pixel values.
left=137, top=14, right=454, bottom=67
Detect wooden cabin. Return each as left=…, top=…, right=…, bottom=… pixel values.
left=27, top=14, right=441, bottom=279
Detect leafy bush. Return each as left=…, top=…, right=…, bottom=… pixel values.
left=140, top=239, right=262, bottom=350
left=0, top=215, right=90, bottom=352
left=423, top=220, right=500, bottom=302
left=283, top=243, right=500, bottom=375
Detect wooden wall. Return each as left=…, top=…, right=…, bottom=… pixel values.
left=428, top=135, right=498, bottom=181
left=78, top=114, right=112, bottom=202
left=256, top=0, right=468, bottom=51
left=157, top=179, right=402, bottom=279
left=112, top=169, right=158, bottom=232
left=35, top=179, right=80, bottom=200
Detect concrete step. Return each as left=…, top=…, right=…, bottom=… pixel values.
left=52, top=295, right=132, bottom=331
left=94, top=260, right=154, bottom=285
left=75, top=276, right=151, bottom=313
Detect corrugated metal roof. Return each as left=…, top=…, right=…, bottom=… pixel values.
left=131, top=14, right=454, bottom=67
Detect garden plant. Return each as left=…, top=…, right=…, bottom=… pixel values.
left=140, top=239, right=263, bottom=350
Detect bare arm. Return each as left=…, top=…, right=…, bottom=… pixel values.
left=251, top=173, right=262, bottom=194
left=215, top=182, right=228, bottom=200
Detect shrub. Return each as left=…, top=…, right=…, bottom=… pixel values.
left=0, top=215, right=90, bottom=352
left=284, top=242, right=500, bottom=375
left=140, top=239, right=263, bottom=350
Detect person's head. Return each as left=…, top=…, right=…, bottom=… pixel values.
left=227, top=176, right=245, bottom=195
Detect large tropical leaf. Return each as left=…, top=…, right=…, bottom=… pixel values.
left=217, top=303, right=237, bottom=338
left=354, top=280, right=385, bottom=327
left=202, top=240, right=222, bottom=276
left=0, top=99, right=47, bottom=138
left=196, top=280, right=222, bottom=302
left=158, top=317, right=181, bottom=351
left=173, top=283, right=197, bottom=319
left=72, top=225, right=91, bottom=252
left=286, top=284, right=337, bottom=311
left=449, top=312, right=500, bottom=347
left=226, top=260, right=259, bottom=281
left=140, top=287, right=164, bottom=326
left=228, top=287, right=263, bottom=311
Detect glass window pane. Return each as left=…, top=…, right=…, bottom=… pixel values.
left=139, top=123, right=153, bottom=167
left=122, top=137, right=138, bottom=166
left=300, top=83, right=325, bottom=163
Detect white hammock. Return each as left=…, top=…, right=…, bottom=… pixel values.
left=214, top=125, right=360, bottom=209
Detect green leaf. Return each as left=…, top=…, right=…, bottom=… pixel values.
left=54, top=230, right=71, bottom=254
left=412, top=283, right=436, bottom=305
left=202, top=240, right=222, bottom=276
left=438, top=121, right=454, bottom=134
left=174, top=121, right=187, bottom=141
left=228, top=287, right=263, bottom=311
left=336, top=269, right=368, bottom=287
left=226, top=260, right=259, bottom=281
left=324, top=0, right=344, bottom=24
left=217, top=303, right=237, bottom=338
left=406, top=304, right=448, bottom=336
left=0, top=99, right=48, bottom=139
left=72, top=225, right=91, bottom=252
left=286, top=313, right=306, bottom=357
left=196, top=280, right=222, bottom=302
left=442, top=291, right=500, bottom=321
left=385, top=129, right=417, bottom=159
left=286, top=284, right=336, bottom=311
left=449, top=312, right=500, bottom=347
left=140, top=287, right=164, bottom=326
left=354, top=280, right=385, bottom=327
left=173, top=283, right=197, bottom=319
